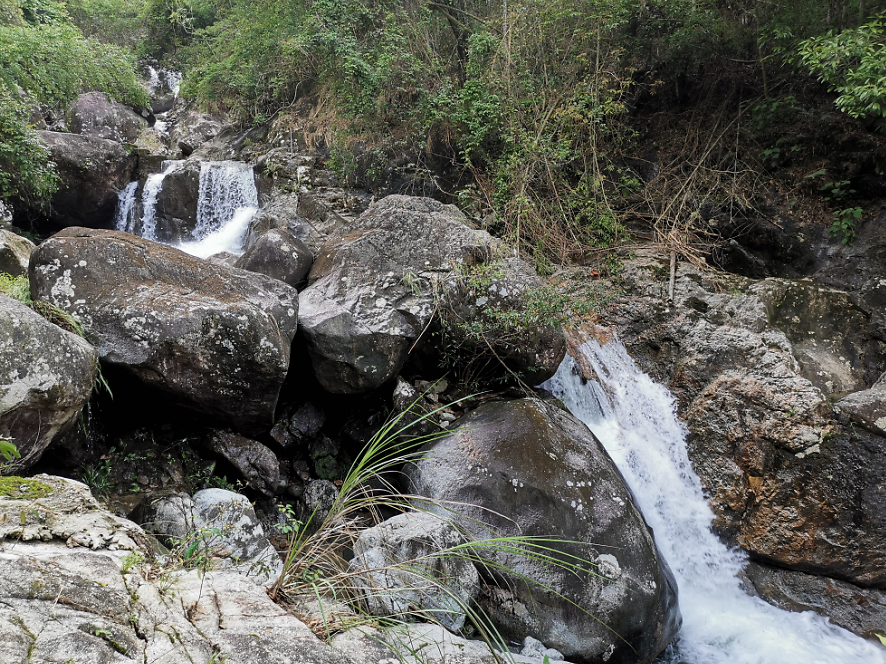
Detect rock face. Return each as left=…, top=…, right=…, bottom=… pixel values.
left=0, top=295, right=97, bottom=472
left=38, top=131, right=138, bottom=228
left=234, top=228, right=313, bottom=289
left=348, top=511, right=480, bottom=631
left=599, top=251, right=886, bottom=589
left=0, top=478, right=349, bottom=664
left=29, top=228, right=299, bottom=430
left=742, top=561, right=886, bottom=638
left=0, top=229, right=34, bottom=276
left=406, top=397, right=680, bottom=663
left=68, top=92, right=149, bottom=144
left=299, top=195, right=565, bottom=394
left=169, top=111, right=225, bottom=156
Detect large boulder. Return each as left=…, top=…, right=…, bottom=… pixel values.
left=38, top=131, right=138, bottom=228
left=0, top=295, right=97, bottom=472
left=68, top=92, right=149, bottom=144
left=150, top=159, right=201, bottom=242
left=0, top=229, right=34, bottom=276
left=29, top=228, right=299, bottom=430
left=405, top=397, right=680, bottom=663
left=140, top=488, right=283, bottom=584
left=299, top=195, right=565, bottom=394
left=598, top=251, right=886, bottom=590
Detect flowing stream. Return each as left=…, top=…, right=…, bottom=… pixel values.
left=541, top=335, right=886, bottom=664
left=114, top=160, right=258, bottom=258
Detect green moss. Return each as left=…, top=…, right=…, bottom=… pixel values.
left=0, top=476, right=54, bottom=500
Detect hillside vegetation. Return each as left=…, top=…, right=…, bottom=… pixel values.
left=4, top=0, right=886, bottom=268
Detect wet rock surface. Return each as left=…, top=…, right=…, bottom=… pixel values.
left=742, top=561, right=886, bottom=638
left=29, top=228, right=298, bottom=430
left=598, top=251, right=886, bottom=588
left=406, top=397, right=680, bottom=663
left=37, top=131, right=138, bottom=229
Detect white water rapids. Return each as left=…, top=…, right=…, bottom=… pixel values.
left=541, top=336, right=886, bottom=664
left=114, top=160, right=257, bottom=258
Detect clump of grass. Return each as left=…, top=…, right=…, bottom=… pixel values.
left=0, top=273, right=31, bottom=304
left=269, top=400, right=613, bottom=657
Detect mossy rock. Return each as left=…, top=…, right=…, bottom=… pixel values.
left=0, top=476, right=54, bottom=500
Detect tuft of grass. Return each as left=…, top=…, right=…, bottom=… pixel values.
left=0, top=273, right=31, bottom=304
left=269, top=399, right=617, bottom=659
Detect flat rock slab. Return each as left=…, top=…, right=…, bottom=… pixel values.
left=30, top=228, right=299, bottom=430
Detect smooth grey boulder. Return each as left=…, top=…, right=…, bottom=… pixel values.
left=68, top=92, right=149, bottom=144
left=835, top=374, right=886, bottom=435
left=405, top=397, right=680, bottom=663
left=348, top=511, right=480, bottom=631
left=29, top=228, right=299, bottom=430
left=299, top=195, right=565, bottom=394
left=38, top=131, right=138, bottom=228
left=234, top=227, right=313, bottom=289
left=141, top=488, right=282, bottom=584
left=206, top=429, right=280, bottom=496
left=0, top=229, right=35, bottom=276
left=0, top=295, right=97, bottom=472
left=191, top=489, right=283, bottom=584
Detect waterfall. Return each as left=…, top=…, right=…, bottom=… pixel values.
left=175, top=161, right=258, bottom=258
left=139, top=160, right=184, bottom=241
left=113, top=181, right=138, bottom=233
left=113, top=160, right=257, bottom=258
left=541, top=335, right=885, bottom=664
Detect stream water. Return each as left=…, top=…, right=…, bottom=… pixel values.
left=541, top=335, right=886, bottom=664
left=114, top=160, right=258, bottom=258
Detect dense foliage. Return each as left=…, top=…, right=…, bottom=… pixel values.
left=0, top=0, right=147, bottom=205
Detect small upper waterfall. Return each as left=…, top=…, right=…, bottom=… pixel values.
left=113, top=181, right=138, bottom=233
left=113, top=160, right=258, bottom=258
left=541, top=335, right=885, bottom=664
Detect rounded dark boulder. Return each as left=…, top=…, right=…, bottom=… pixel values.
left=406, top=397, right=680, bottom=664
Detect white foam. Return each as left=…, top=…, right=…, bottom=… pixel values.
left=541, top=335, right=886, bottom=664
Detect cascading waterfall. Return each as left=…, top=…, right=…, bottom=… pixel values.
left=135, top=159, right=185, bottom=241
left=113, top=181, right=138, bottom=233
left=541, top=334, right=885, bottom=664
left=113, top=160, right=258, bottom=258
left=175, top=161, right=258, bottom=258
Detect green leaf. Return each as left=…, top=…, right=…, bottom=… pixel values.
left=0, top=438, right=20, bottom=462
